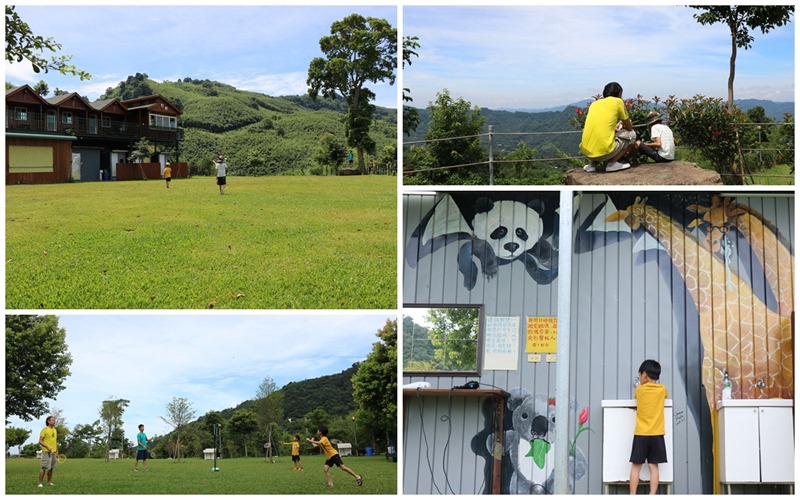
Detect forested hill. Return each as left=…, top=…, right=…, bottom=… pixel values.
left=217, top=363, right=359, bottom=421
left=405, top=99, right=794, bottom=157
left=100, top=74, right=396, bottom=175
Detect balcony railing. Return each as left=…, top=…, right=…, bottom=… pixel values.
left=6, top=111, right=179, bottom=141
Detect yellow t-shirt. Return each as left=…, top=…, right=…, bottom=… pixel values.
left=318, top=436, right=338, bottom=459
left=579, top=97, right=630, bottom=159
left=40, top=426, right=57, bottom=452
left=164, top=166, right=172, bottom=178
left=290, top=441, right=300, bottom=456
left=634, top=382, right=668, bottom=435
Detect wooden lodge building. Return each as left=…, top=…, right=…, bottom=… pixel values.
left=5, top=84, right=183, bottom=184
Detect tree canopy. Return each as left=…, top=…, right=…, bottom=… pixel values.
left=351, top=318, right=397, bottom=441
left=690, top=6, right=794, bottom=111
left=5, top=5, right=91, bottom=80
left=6, top=315, right=73, bottom=423
left=307, top=14, right=397, bottom=173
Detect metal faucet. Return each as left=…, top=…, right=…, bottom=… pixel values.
left=754, top=378, right=766, bottom=389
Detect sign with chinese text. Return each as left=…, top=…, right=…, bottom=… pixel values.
left=526, top=316, right=558, bottom=353
left=484, top=316, right=519, bottom=370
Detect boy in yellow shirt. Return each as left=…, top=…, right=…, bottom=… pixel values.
left=579, top=82, right=637, bottom=173
left=630, top=359, right=668, bottom=494
left=163, top=162, right=172, bottom=188
left=281, top=435, right=304, bottom=471
left=307, top=425, right=362, bottom=488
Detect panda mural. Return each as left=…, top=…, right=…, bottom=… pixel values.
left=406, top=193, right=559, bottom=289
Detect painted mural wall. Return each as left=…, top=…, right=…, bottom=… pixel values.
left=402, top=191, right=794, bottom=495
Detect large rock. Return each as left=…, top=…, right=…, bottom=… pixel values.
left=564, top=161, right=723, bottom=185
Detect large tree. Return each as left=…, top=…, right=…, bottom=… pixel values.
left=99, top=398, right=129, bottom=461
left=690, top=6, right=794, bottom=112
left=64, top=421, right=103, bottom=458
left=307, top=13, right=397, bottom=174
left=161, top=397, right=195, bottom=463
left=5, top=5, right=91, bottom=80
left=351, top=318, right=397, bottom=450
left=6, top=315, right=73, bottom=423
left=254, top=376, right=284, bottom=462
left=228, top=409, right=259, bottom=458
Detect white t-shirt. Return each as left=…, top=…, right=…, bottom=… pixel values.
left=650, top=123, right=675, bottom=160
left=216, top=161, right=227, bottom=177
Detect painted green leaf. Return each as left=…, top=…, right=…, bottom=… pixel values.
left=525, top=438, right=551, bottom=469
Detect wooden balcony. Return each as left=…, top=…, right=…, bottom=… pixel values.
left=5, top=112, right=179, bottom=142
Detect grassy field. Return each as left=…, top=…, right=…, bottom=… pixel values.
left=5, top=455, right=396, bottom=494
left=6, top=176, right=397, bottom=309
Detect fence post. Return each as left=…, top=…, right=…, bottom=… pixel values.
left=488, top=124, right=494, bottom=185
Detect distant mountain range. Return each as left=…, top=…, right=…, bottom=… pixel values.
left=500, top=99, right=794, bottom=120
left=405, top=98, right=793, bottom=157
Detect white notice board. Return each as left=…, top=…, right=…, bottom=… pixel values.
left=483, top=316, right=519, bottom=371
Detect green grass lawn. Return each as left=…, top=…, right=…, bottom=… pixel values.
left=6, top=176, right=397, bottom=309
left=5, top=455, right=396, bottom=494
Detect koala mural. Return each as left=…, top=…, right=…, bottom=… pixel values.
left=406, top=193, right=559, bottom=290
left=472, top=388, right=588, bottom=494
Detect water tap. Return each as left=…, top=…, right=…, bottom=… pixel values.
left=754, top=378, right=766, bottom=389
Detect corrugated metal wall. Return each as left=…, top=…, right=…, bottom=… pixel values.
left=402, top=191, right=794, bottom=495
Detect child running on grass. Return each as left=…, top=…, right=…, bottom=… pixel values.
left=281, top=435, right=304, bottom=471
left=307, top=426, right=362, bottom=488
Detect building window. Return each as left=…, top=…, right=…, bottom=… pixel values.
left=149, top=113, right=177, bottom=130
left=61, top=112, right=73, bottom=125
left=102, top=116, right=111, bottom=128
left=403, top=305, right=482, bottom=374
left=14, top=107, right=28, bottom=121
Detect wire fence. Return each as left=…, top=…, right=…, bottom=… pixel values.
left=403, top=122, right=794, bottom=185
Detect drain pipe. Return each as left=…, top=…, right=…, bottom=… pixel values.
left=553, top=189, right=574, bottom=494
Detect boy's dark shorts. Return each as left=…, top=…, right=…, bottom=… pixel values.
left=630, top=435, right=667, bottom=464
left=292, top=454, right=300, bottom=463
left=217, top=176, right=226, bottom=185
left=325, top=454, right=344, bottom=468
left=136, top=449, right=148, bottom=461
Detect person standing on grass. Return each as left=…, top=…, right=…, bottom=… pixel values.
left=163, top=162, right=172, bottom=188
left=37, top=416, right=57, bottom=488
left=134, top=424, right=150, bottom=472
left=307, top=426, right=362, bottom=488
left=215, top=156, right=227, bottom=195
left=281, top=435, right=304, bottom=471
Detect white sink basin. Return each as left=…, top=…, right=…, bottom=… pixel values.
left=717, top=399, right=793, bottom=408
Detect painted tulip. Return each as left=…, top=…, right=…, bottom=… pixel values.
left=579, top=407, right=589, bottom=426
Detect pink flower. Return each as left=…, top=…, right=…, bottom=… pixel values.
left=579, top=407, right=589, bottom=426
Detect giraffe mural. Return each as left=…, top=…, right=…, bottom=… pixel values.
left=607, top=197, right=793, bottom=410
left=687, top=195, right=794, bottom=319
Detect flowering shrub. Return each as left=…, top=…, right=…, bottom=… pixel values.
left=662, top=95, right=745, bottom=178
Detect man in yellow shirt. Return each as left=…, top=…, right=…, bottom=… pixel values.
left=37, top=416, right=58, bottom=488
left=307, top=426, right=362, bottom=488
left=630, top=359, right=668, bottom=494
left=579, top=82, right=637, bottom=173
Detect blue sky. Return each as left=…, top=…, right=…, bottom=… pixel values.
left=5, top=4, right=398, bottom=108
left=7, top=313, right=394, bottom=447
left=403, top=5, right=795, bottom=110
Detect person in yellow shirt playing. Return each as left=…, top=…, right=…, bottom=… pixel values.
left=579, top=82, right=638, bottom=173
left=163, top=162, right=172, bottom=189
left=307, top=426, right=363, bottom=488
left=281, top=435, right=304, bottom=471
left=630, top=359, right=668, bottom=494
left=37, top=416, right=58, bottom=488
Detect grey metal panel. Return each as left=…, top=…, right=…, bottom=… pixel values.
left=403, top=191, right=794, bottom=495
